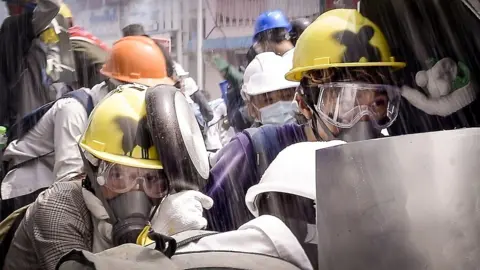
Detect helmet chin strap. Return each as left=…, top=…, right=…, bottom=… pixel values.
left=78, top=146, right=118, bottom=224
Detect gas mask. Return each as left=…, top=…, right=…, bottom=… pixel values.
left=95, top=161, right=168, bottom=246
left=309, top=82, right=400, bottom=142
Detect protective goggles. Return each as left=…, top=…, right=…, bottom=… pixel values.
left=314, top=82, right=401, bottom=129
left=98, top=162, right=168, bottom=199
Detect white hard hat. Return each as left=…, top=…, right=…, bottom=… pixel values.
left=241, top=52, right=299, bottom=98
left=245, top=140, right=346, bottom=217
left=174, top=62, right=190, bottom=77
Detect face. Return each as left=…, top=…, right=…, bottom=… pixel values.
left=247, top=87, right=296, bottom=120
left=99, top=162, right=168, bottom=200
left=298, top=68, right=400, bottom=141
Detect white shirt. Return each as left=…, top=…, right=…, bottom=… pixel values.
left=1, top=83, right=109, bottom=199
left=283, top=48, right=295, bottom=68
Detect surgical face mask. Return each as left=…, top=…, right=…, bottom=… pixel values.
left=258, top=101, right=295, bottom=125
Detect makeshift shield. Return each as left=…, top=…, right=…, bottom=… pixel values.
left=145, top=85, right=209, bottom=192
left=315, top=128, right=480, bottom=270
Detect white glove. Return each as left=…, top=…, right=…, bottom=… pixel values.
left=151, top=190, right=214, bottom=236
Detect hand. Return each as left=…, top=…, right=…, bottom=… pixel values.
left=151, top=190, right=214, bottom=236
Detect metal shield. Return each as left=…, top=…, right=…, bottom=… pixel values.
left=146, top=85, right=209, bottom=192
left=315, top=128, right=480, bottom=270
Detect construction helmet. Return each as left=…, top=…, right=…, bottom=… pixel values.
left=59, top=3, right=72, bottom=19
left=242, top=52, right=298, bottom=98
left=253, top=10, right=291, bottom=40
left=285, top=9, right=405, bottom=82
left=100, top=36, right=174, bottom=87
left=80, top=84, right=162, bottom=169
left=289, top=18, right=311, bottom=46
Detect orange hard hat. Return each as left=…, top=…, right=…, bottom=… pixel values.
left=101, top=36, right=174, bottom=87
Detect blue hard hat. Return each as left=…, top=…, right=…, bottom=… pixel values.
left=253, top=10, right=291, bottom=40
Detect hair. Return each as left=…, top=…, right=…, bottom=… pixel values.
left=255, top=27, right=290, bottom=45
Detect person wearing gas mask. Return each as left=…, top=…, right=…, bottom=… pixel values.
left=208, top=9, right=405, bottom=232
left=0, top=0, right=61, bottom=130
left=242, top=52, right=299, bottom=127
left=3, top=85, right=214, bottom=270
left=289, top=18, right=311, bottom=47
left=0, top=36, right=171, bottom=221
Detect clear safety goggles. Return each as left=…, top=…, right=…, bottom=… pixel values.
left=98, top=162, right=168, bottom=199
left=315, top=82, right=401, bottom=129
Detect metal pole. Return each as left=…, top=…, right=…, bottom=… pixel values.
left=197, top=0, right=204, bottom=89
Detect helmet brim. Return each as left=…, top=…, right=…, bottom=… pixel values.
left=80, top=142, right=163, bottom=170
left=285, top=61, right=406, bottom=82
left=100, top=69, right=175, bottom=87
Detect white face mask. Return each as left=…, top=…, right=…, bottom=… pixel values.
left=259, top=101, right=296, bottom=125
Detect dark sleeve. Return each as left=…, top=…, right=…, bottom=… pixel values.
left=191, top=90, right=214, bottom=123
left=0, top=71, right=8, bottom=126
left=154, top=41, right=175, bottom=78
left=0, top=13, right=36, bottom=85
left=205, top=133, right=257, bottom=231
left=31, top=186, right=92, bottom=270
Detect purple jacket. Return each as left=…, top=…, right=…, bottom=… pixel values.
left=205, top=123, right=307, bottom=232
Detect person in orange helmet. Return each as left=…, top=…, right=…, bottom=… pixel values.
left=0, top=36, right=173, bottom=225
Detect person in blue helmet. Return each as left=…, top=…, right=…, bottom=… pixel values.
left=252, top=10, right=294, bottom=59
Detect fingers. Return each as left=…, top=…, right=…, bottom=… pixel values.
left=190, top=191, right=214, bottom=210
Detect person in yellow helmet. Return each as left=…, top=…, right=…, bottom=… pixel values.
left=0, top=36, right=174, bottom=223
left=207, top=9, right=405, bottom=234
left=3, top=85, right=214, bottom=270
left=286, top=8, right=405, bottom=142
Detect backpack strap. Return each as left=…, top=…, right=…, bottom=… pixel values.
left=171, top=230, right=219, bottom=248
left=2, top=89, right=93, bottom=172
left=64, top=89, right=94, bottom=116
left=172, top=251, right=302, bottom=270
left=243, top=125, right=281, bottom=179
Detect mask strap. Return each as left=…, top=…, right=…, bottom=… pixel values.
left=79, top=146, right=118, bottom=224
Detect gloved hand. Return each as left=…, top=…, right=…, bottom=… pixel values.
left=152, top=190, right=214, bottom=236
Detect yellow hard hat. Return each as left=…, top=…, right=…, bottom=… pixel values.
left=80, top=84, right=162, bottom=169
left=285, top=9, right=406, bottom=82
left=59, top=3, right=73, bottom=19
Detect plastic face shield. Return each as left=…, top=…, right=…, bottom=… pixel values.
left=314, top=82, right=401, bottom=129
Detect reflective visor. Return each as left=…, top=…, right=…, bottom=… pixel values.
left=315, top=83, right=401, bottom=129
left=99, top=162, right=168, bottom=199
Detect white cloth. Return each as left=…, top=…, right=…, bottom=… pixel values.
left=179, top=215, right=314, bottom=270
left=82, top=189, right=213, bottom=253
left=1, top=83, right=109, bottom=199
left=204, top=100, right=234, bottom=151
left=151, top=191, right=214, bottom=235
left=282, top=48, right=295, bottom=68
left=183, top=77, right=199, bottom=97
